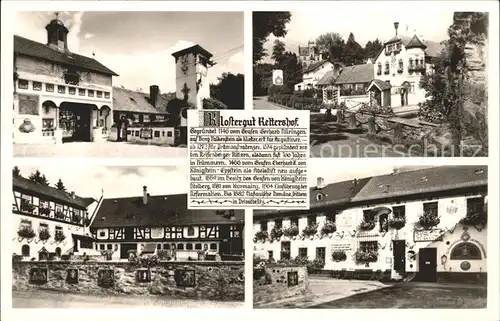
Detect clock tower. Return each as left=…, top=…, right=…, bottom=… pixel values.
left=172, top=44, right=214, bottom=109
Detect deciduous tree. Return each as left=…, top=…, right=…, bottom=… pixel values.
left=253, top=12, right=292, bottom=64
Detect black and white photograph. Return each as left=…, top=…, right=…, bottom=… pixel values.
left=11, top=165, right=245, bottom=308
left=12, top=11, right=244, bottom=158
left=253, top=11, right=489, bottom=157
left=253, top=165, right=488, bottom=308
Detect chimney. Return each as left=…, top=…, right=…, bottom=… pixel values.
left=317, top=177, right=325, bottom=189
left=353, top=178, right=358, bottom=188
left=384, top=184, right=390, bottom=194
left=394, top=22, right=399, bottom=36
left=143, top=186, right=148, bottom=205
left=149, top=85, right=160, bottom=108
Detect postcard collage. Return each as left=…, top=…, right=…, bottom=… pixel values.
left=0, top=1, right=499, bottom=320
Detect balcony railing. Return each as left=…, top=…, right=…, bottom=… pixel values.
left=408, top=65, right=426, bottom=73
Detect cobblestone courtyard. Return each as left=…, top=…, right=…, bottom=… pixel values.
left=14, top=141, right=188, bottom=158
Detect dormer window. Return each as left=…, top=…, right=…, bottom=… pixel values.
left=316, top=193, right=324, bottom=201
left=474, top=168, right=485, bottom=174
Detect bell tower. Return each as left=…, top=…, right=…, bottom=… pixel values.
left=45, top=12, right=69, bottom=52
left=172, top=44, right=214, bottom=109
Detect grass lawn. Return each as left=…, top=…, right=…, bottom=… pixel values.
left=309, top=285, right=487, bottom=309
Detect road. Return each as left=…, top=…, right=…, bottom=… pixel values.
left=14, top=141, right=188, bottom=158
left=12, top=290, right=244, bottom=308
left=253, top=96, right=295, bottom=110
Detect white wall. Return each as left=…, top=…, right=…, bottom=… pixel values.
left=175, top=52, right=210, bottom=109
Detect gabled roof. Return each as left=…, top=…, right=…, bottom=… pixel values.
left=113, top=87, right=172, bottom=115
left=302, top=60, right=330, bottom=74
left=91, top=193, right=244, bottom=228
left=352, top=166, right=488, bottom=202
left=13, top=175, right=96, bottom=209
left=334, top=64, right=374, bottom=85
left=316, top=70, right=336, bottom=86
left=14, top=35, right=118, bottom=76
left=368, top=79, right=392, bottom=91
left=406, top=35, right=427, bottom=49
left=171, top=44, right=213, bottom=59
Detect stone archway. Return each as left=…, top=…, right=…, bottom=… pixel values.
left=400, top=81, right=411, bottom=106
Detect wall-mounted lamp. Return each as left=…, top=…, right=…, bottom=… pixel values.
left=441, top=254, right=448, bottom=265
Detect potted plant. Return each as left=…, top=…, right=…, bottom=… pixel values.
left=460, top=211, right=487, bottom=227
left=355, top=249, right=378, bottom=264
left=331, top=250, right=347, bottom=262
left=359, top=220, right=376, bottom=231
left=283, top=224, right=299, bottom=238
left=388, top=216, right=406, bottom=229
left=417, top=211, right=441, bottom=229
left=55, top=210, right=65, bottom=220
left=20, top=200, right=35, bottom=214
left=302, top=223, right=318, bottom=238
left=39, top=229, right=51, bottom=241
left=18, top=226, right=36, bottom=239
left=321, top=221, right=337, bottom=235
left=269, top=227, right=283, bottom=241
left=254, top=230, right=268, bottom=243
left=54, top=230, right=66, bottom=242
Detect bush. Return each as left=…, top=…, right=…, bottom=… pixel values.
left=331, top=250, right=347, bottom=262
left=202, top=97, right=228, bottom=110
left=268, top=93, right=323, bottom=112
left=358, top=102, right=394, bottom=116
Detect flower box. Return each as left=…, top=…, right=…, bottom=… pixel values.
left=417, top=212, right=440, bottom=229
left=72, top=214, right=82, bottom=224
left=460, top=212, right=487, bottom=226
left=254, top=230, right=269, bottom=243
left=359, top=220, right=376, bottom=231
left=388, top=216, right=406, bottom=229
left=283, top=224, right=299, bottom=237
left=20, top=201, right=35, bottom=214
left=321, top=221, right=337, bottom=235
left=54, top=231, right=66, bottom=242
left=39, top=229, right=51, bottom=241
left=331, top=250, right=347, bottom=262
left=18, top=226, right=36, bottom=239
left=355, top=249, right=378, bottom=263
left=270, top=227, right=283, bottom=241
left=84, top=218, right=91, bottom=226
left=55, top=211, right=65, bottom=220
left=302, top=224, right=318, bottom=237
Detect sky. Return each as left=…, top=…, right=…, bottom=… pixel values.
left=14, top=11, right=244, bottom=93
left=263, top=10, right=455, bottom=62
left=16, top=165, right=188, bottom=200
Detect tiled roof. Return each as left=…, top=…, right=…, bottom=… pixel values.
left=316, top=70, right=336, bottom=86
left=171, top=44, right=213, bottom=59
left=13, top=175, right=96, bottom=209
left=253, top=177, right=371, bottom=218
left=351, top=166, right=488, bottom=202
left=368, top=79, right=392, bottom=91
left=302, top=60, right=330, bottom=74
left=334, top=64, right=374, bottom=85
left=91, top=193, right=244, bottom=228
left=14, top=35, right=118, bottom=76
left=112, top=87, right=173, bottom=114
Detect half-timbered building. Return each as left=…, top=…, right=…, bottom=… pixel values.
left=12, top=174, right=98, bottom=260
left=90, top=186, right=244, bottom=261
left=254, top=166, right=488, bottom=283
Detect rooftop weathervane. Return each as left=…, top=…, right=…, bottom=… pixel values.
left=54, top=12, right=59, bottom=19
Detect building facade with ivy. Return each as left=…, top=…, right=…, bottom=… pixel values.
left=253, top=166, right=487, bottom=282
left=12, top=175, right=98, bottom=261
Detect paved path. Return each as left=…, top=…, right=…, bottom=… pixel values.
left=14, top=141, right=188, bottom=158
left=12, top=290, right=244, bottom=308
left=253, top=96, right=295, bottom=110
left=255, top=278, right=391, bottom=309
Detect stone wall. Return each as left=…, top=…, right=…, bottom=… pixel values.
left=253, top=264, right=308, bottom=305
left=12, top=261, right=244, bottom=301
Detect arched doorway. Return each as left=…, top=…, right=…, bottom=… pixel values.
left=400, top=81, right=410, bottom=106
left=100, top=106, right=111, bottom=133
left=22, top=244, right=30, bottom=257
left=55, top=247, right=62, bottom=257
left=59, top=102, right=95, bottom=142
left=42, top=100, right=57, bottom=136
